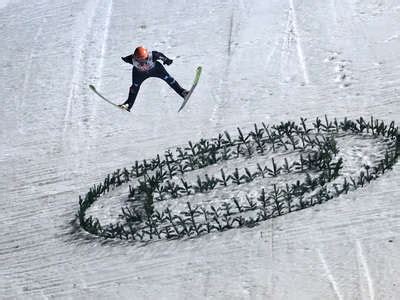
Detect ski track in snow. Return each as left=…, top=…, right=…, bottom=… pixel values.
left=86, top=0, right=113, bottom=129
left=209, top=2, right=240, bottom=125
left=279, top=0, right=309, bottom=90
left=317, top=248, right=344, bottom=300
left=20, top=24, right=43, bottom=107
left=17, top=21, right=43, bottom=134
left=288, top=0, right=310, bottom=85
left=227, top=8, right=234, bottom=58
left=356, top=240, right=375, bottom=300
left=96, top=0, right=113, bottom=89
left=63, top=0, right=99, bottom=133
left=264, top=39, right=279, bottom=71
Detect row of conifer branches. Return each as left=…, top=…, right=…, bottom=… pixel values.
left=77, top=116, right=399, bottom=241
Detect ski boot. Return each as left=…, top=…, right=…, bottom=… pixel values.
left=118, top=103, right=131, bottom=112
left=181, top=89, right=189, bottom=99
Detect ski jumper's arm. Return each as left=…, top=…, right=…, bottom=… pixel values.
left=121, top=54, right=134, bottom=64
left=152, top=51, right=173, bottom=65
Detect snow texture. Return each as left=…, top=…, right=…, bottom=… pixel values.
left=1, top=0, right=400, bottom=299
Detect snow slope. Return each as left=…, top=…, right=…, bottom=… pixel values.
left=1, top=0, right=400, bottom=299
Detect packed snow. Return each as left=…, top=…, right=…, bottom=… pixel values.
left=1, top=0, right=400, bottom=299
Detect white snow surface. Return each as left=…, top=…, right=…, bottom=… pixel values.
left=1, top=0, right=400, bottom=299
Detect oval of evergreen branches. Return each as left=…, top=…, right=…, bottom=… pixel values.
left=77, top=116, right=399, bottom=242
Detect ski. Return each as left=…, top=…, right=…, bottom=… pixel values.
left=88, top=84, right=129, bottom=112
left=178, top=66, right=202, bottom=112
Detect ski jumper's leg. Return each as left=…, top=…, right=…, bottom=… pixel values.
left=152, top=62, right=186, bottom=98
left=123, top=68, right=148, bottom=110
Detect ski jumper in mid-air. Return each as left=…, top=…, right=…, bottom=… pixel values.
left=118, top=46, right=189, bottom=111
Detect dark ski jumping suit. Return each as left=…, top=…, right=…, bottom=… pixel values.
left=121, top=51, right=187, bottom=111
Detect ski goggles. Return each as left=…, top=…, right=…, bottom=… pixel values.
left=136, top=58, right=148, bottom=64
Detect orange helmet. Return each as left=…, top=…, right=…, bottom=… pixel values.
left=134, top=46, right=149, bottom=61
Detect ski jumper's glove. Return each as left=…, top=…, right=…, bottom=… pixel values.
left=163, top=58, right=173, bottom=65
left=121, top=55, right=133, bottom=64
